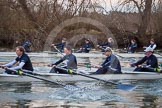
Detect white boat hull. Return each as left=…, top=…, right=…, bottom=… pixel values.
left=0, top=52, right=105, bottom=58
left=0, top=52, right=51, bottom=57
left=117, top=53, right=162, bottom=58
left=55, top=53, right=105, bottom=58
left=0, top=52, right=161, bottom=58
left=0, top=72, right=162, bottom=82
left=49, top=51, right=162, bottom=58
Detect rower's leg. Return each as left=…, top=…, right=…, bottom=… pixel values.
left=142, top=67, right=155, bottom=72
left=134, top=67, right=143, bottom=71
left=49, top=67, right=57, bottom=73
left=55, top=67, right=69, bottom=74
left=95, top=67, right=107, bottom=74
left=4, top=70, right=17, bottom=75
left=134, top=67, right=155, bottom=72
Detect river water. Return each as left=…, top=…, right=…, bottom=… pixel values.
left=0, top=54, right=162, bottom=108
left=0, top=80, right=162, bottom=108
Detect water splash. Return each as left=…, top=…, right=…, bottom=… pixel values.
left=50, top=82, right=125, bottom=102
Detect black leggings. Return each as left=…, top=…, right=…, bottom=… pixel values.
left=5, top=70, right=18, bottom=75
left=95, top=67, right=122, bottom=74
left=49, top=67, right=77, bottom=74
left=49, top=67, right=68, bottom=74
left=95, top=67, right=108, bottom=74
left=134, top=67, right=155, bottom=72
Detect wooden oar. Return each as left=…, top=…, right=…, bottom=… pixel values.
left=56, top=67, right=137, bottom=91
left=1, top=67, right=80, bottom=91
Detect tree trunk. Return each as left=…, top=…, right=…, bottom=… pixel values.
left=138, top=0, right=152, bottom=37
left=17, top=0, right=47, bottom=51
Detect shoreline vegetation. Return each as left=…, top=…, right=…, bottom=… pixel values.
left=0, top=0, right=161, bottom=51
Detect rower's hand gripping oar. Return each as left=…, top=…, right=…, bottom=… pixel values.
left=130, top=64, right=162, bottom=73
left=1, top=67, right=80, bottom=91
left=0, top=65, right=6, bottom=69
left=57, top=67, right=137, bottom=91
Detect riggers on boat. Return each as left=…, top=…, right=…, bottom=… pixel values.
left=0, top=52, right=162, bottom=58
left=0, top=52, right=106, bottom=58
left=0, top=71, right=161, bottom=82
left=116, top=53, right=162, bottom=58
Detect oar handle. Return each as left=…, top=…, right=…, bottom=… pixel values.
left=0, top=65, right=9, bottom=70
left=3, top=68, right=23, bottom=75
left=0, top=65, right=4, bottom=68
left=53, top=45, right=65, bottom=56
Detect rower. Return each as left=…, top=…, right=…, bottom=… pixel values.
left=130, top=47, right=162, bottom=72
left=1, top=46, right=34, bottom=74
left=51, top=38, right=66, bottom=53
left=97, top=37, right=114, bottom=52
left=49, top=45, right=77, bottom=74
left=76, top=39, right=92, bottom=53
left=92, top=47, right=121, bottom=74
left=128, top=39, right=138, bottom=53
left=143, top=38, right=157, bottom=50
left=22, top=40, right=32, bottom=52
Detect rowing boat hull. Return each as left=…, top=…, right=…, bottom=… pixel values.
left=55, top=53, right=105, bottom=58
left=117, top=53, right=162, bottom=58
left=0, top=72, right=162, bottom=82
left=1, top=52, right=161, bottom=58
left=0, top=52, right=51, bottom=57
left=0, top=52, right=105, bottom=58
left=48, top=51, right=162, bottom=58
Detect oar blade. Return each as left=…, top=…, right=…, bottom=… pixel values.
left=117, top=84, right=137, bottom=91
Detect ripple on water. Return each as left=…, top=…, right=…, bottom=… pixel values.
left=50, top=81, right=126, bottom=102
left=1, top=55, right=162, bottom=107
left=140, top=79, right=162, bottom=96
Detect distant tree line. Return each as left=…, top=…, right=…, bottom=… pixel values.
left=0, top=0, right=162, bottom=51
